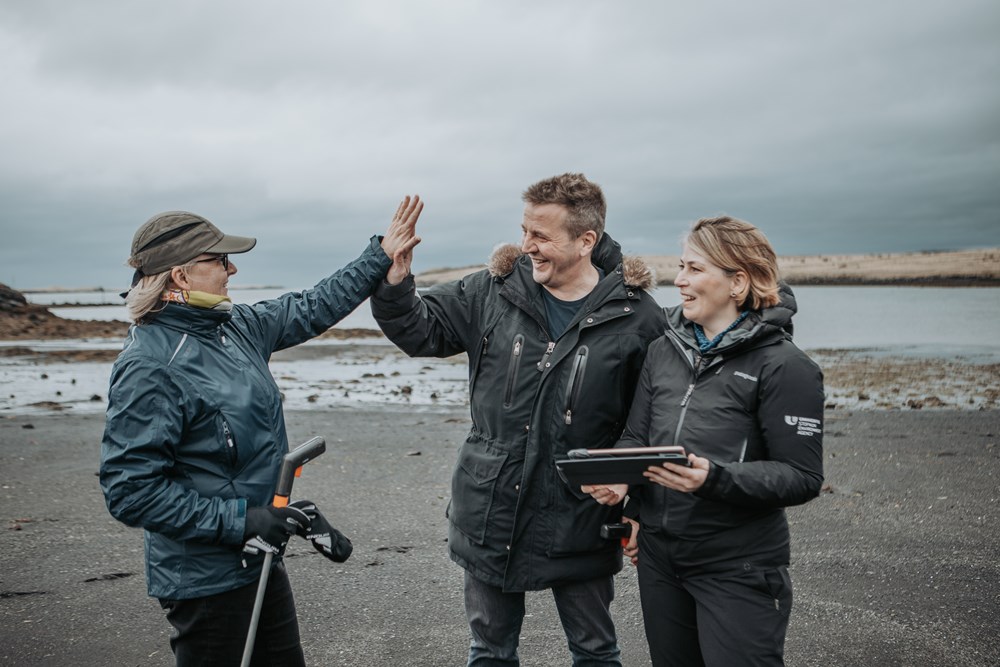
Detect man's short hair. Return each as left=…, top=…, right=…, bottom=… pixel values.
left=522, top=173, right=606, bottom=239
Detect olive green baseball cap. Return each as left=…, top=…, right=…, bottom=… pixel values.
left=130, top=211, right=256, bottom=276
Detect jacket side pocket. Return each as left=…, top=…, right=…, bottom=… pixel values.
left=449, top=434, right=508, bottom=545
left=546, top=482, right=618, bottom=557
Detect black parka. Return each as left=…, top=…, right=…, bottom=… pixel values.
left=619, top=287, right=825, bottom=576
left=371, top=234, right=666, bottom=591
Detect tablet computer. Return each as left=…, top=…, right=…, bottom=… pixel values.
left=555, top=446, right=690, bottom=486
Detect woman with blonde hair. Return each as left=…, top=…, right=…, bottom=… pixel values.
left=585, top=215, right=824, bottom=666
left=101, top=198, right=422, bottom=666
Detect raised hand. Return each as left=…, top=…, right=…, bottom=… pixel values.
left=381, top=195, right=423, bottom=285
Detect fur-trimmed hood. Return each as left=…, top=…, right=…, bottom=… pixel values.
left=486, top=234, right=656, bottom=290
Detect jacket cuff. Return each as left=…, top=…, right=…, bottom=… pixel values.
left=695, top=460, right=720, bottom=498
left=374, top=272, right=416, bottom=299
left=225, top=498, right=248, bottom=546
left=369, top=235, right=392, bottom=265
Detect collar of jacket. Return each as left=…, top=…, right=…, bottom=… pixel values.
left=485, top=232, right=656, bottom=290
left=146, top=301, right=233, bottom=337
left=666, top=282, right=798, bottom=353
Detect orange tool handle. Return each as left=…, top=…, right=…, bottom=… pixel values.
left=272, top=438, right=326, bottom=505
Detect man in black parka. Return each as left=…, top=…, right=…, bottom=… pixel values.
left=371, top=174, right=665, bottom=665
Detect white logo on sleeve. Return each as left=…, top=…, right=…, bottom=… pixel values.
left=785, top=415, right=822, bottom=436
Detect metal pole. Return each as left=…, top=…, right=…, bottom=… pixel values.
left=239, top=437, right=325, bottom=666
left=240, top=551, right=273, bottom=667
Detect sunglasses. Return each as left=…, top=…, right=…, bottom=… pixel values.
left=194, top=254, right=230, bottom=270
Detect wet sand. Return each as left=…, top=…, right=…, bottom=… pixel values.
left=1, top=408, right=998, bottom=666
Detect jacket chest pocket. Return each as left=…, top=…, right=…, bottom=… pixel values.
left=470, top=327, right=537, bottom=425
left=214, top=413, right=239, bottom=469
left=561, top=345, right=589, bottom=425
left=502, top=334, right=525, bottom=408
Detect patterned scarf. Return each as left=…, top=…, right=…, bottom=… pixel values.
left=161, top=289, right=233, bottom=312
left=693, top=311, right=749, bottom=353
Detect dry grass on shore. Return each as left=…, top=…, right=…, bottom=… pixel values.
left=416, top=247, right=1000, bottom=287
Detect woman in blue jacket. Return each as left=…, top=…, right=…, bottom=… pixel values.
left=585, top=216, right=824, bottom=666
left=100, top=197, right=422, bottom=666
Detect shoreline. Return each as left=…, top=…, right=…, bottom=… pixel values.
left=7, top=248, right=1000, bottom=294
left=415, top=247, right=1000, bottom=287
left=29, top=275, right=1000, bottom=312
left=2, top=283, right=998, bottom=414
left=2, top=339, right=997, bottom=415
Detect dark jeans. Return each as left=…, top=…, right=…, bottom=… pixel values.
left=158, top=561, right=305, bottom=667
left=464, top=570, right=622, bottom=667
left=637, top=530, right=792, bottom=667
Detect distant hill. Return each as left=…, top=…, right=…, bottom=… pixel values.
left=0, top=283, right=127, bottom=340
left=415, top=248, right=1000, bottom=287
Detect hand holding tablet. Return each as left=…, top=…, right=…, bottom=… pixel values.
left=556, top=446, right=691, bottom=486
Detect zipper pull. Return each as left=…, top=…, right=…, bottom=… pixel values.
left=223, top=422, right=235, bottom=450
left=680, top=383, right=695, bottom=407
left=482, top=336, right=489, bottom=355
left=513, top=340, right=522, bottom=357
left=537, top=341, right=556, bottom=371
left=564, top=409, right=572, bottom=425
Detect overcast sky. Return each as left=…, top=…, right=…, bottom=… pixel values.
left=1, top=0, right=997, bottom=290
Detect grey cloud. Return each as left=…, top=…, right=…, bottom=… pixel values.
left=0, top=0, right=997, bottom=288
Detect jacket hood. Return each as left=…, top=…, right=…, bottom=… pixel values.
left=667, top=281, right=798, bottom=349
left=486, top=233, right=656, bottom=290
left=764, top=282, right=797, bottom=337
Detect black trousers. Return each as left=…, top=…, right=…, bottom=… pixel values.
left=636, top=529, right=792, bottom=667
left=158, top=561, right=305, bottom=667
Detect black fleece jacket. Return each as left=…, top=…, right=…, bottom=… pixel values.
left=619, top=287, right=824, bottom=575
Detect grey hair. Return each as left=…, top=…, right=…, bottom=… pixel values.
left=124, top=271, right=171, bottom=324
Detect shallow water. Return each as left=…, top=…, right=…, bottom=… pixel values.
left=5, top=286, right=999, bottom=416
left=34, top=286, right=1000, bottom=353
left=0, top=342, right=471, bottom=416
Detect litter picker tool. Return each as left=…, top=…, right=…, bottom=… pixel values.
left=241, top=436, right=326, bottom=667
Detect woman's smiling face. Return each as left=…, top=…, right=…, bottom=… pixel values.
left=181, top=254, right=237, bottom=297
left=674, top=244, right=742, bottom=338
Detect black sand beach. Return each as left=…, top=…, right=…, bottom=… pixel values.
left=1, top=407, right=998, bottom=666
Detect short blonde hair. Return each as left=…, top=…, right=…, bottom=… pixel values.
left=686, top=216, right=780, bottom=311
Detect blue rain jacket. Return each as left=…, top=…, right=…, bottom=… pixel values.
left=100, top=237, right=389, bottom=599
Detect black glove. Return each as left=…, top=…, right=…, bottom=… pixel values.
left=288, top=499, right=353, bottom=563
left=242, top=505, right=311, bottom=557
